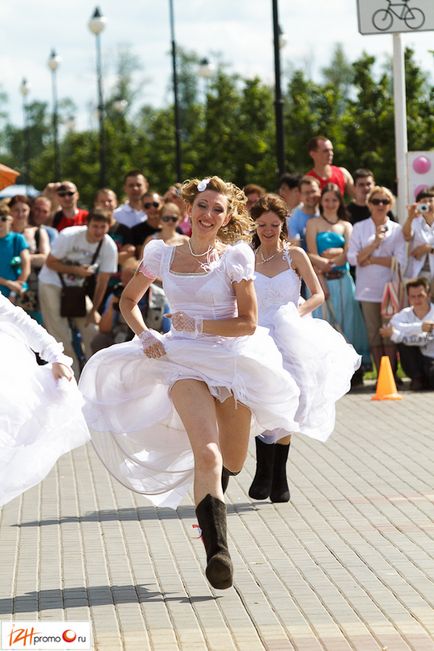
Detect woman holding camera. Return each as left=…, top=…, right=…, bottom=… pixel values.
left=347, top=186, right=407, bottom=377
left=306, top=184, right=370, bottom=367
left=402, top=189, right=434, bottom=300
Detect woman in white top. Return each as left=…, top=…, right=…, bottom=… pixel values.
left=79, top=176, right=300, bottom=590
left=347, top=186, right=406, bottom=378
left=0, top=295, right=89, bottom=507
left=402, top=189, right=434, bottom=299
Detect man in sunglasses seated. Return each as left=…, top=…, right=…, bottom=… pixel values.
left=52, top=181, right=89, bottom=232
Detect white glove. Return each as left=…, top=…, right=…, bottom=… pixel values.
left=169, top=311, right=203, bottom=338
left=138, top=330, right=166, bottom=358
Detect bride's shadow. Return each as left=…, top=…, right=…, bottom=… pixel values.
left=12, top=503, right=258, bottom=528
left=0, top=584, right=217, bottom=615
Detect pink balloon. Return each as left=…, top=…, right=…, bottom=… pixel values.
left=412, top=156, right=432, bottom=175
left=414, top=184, right=428, bottom=199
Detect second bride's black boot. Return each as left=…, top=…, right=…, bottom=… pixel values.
left=248, top=438, right=275, bottom=500
left=270, top=442, right=290, bottom=503
left=195, top=494, right=233, bottom=589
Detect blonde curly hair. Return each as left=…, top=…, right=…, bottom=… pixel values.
left=181, top=176, right=253, bottom=244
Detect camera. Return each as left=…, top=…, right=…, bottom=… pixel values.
left=418, top=203, right=430, bottom=214
left=112, top=283, right=124, bottom=298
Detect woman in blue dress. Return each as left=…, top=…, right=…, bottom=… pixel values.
left=305, top=183, right=370, bottom=366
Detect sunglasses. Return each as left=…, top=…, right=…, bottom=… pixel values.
left=370, top=198, right=390, bottom=206
left=57, top=191, right=75, bottom=197
left=143, top=201, right=160, bottom=209
left=161, top=215, right=178, bottom=223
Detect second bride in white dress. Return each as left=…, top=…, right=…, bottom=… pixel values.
left=248, top=193, right=361, bottom=503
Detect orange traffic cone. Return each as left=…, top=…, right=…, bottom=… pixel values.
left=371, top=355, right=402, bottom=401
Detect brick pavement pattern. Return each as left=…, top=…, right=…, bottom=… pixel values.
left=0, top=390, right=433, bottom=650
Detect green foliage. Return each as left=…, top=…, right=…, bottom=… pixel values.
left=1, top=46, right=433, bottom=205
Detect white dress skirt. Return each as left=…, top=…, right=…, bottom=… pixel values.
left=255, top=251, right=361, bottom=443
left=79, top=241, right=301, bottom=509
left=0, top=295, right=90, bottom=507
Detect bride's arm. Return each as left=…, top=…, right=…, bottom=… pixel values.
left=290, top=248, right=324, bottom=317
left=0, top=295, right=73, bottom=377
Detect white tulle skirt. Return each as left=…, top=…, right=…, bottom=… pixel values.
left=260, top=303, right=361, bottom=443
left=0, top=332, right=90, bottom=507
left=79, top=327, right=300, bottom=509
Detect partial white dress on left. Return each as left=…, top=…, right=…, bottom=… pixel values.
left=0, top=295, right=90, bottom=506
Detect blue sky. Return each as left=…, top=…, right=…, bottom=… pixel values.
left=1, top=0, right=433, bottom=129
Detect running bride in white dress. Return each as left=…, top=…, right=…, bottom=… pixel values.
left=248, top=193, right=361, bottom=503
left=79, top=176, right=300, bottom=590
left=0, top=295, right=89, bottom=507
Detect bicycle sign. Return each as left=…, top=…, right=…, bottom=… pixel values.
left=357, top=0, right=434, bottom=34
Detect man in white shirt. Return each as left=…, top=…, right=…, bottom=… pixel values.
left=39, top=212, right=118, bottom=376
left=113, top=170, right=149, bottom=229
left=380, top=277, right=434, bottom=390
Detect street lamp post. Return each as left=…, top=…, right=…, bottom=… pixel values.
left=88, top=6, right=107, bottom=187
left=19, top=78, right=31, bottom=190
left=168, top=0, right=182, bottom=182
left=198, top=58, right=214, bottom=100
left=47, top=49, right=62, bottom=180
left=272, top=0, right=286, bottom=177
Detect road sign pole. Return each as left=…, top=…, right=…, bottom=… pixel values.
left=392, top=32, right=408, bottom=223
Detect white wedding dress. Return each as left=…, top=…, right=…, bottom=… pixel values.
left=0, top=295, right=90, bottom=507
left=255, top=251, right=361, bottom=442
left=79, top=241, right=301, bottom=508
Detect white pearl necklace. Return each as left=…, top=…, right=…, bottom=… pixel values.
left=188, top=239, right=215, bottom=257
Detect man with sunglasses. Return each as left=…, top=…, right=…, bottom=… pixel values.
left=130, top=191, right=162, bottom=252
left=52, top=181, right=88, bottom=232
left=113, top=170, right=149, bottom=229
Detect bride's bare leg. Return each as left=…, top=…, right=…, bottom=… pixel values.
left=170, top=379, right=223, bottom=504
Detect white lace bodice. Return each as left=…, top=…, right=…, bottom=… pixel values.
left=255, top=254, right=301, bottom=326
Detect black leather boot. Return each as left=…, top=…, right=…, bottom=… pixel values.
left=248, top=438, right=275, bottom=500
left=195, top=494, right=233, bottom=589
left=270, top=442, right=290, bottom=503
left=221, top=467, right=240, bottom=494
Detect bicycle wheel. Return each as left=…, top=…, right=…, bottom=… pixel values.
left=404, top=8, right=425, bottom=29
left=372, top=9, right=393, bottom=31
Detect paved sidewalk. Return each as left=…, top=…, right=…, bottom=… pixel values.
left=0, top=388, right=433, bottom=650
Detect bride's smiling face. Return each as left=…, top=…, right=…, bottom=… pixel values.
left=255, top=211, right=282, bottom=246
left=189, top=190, right=230, bottom=237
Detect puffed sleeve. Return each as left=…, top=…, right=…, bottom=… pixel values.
left=138, top=240, right=165, bottom=280
left=0, top=295, right=72, bottom=366
left=225, top=241, right=255, bottom=283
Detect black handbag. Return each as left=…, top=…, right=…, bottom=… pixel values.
left=59, top=285, right=87, bottom=317
left=58, top=240, right=103, bottom=318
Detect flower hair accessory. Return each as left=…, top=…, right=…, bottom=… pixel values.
left=197, top=178, right=210, bottom=192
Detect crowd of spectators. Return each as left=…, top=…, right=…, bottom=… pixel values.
left=1, top=136, right=433, bottom=390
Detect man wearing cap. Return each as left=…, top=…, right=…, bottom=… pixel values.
left=52, top=181, right=89, bottom=232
